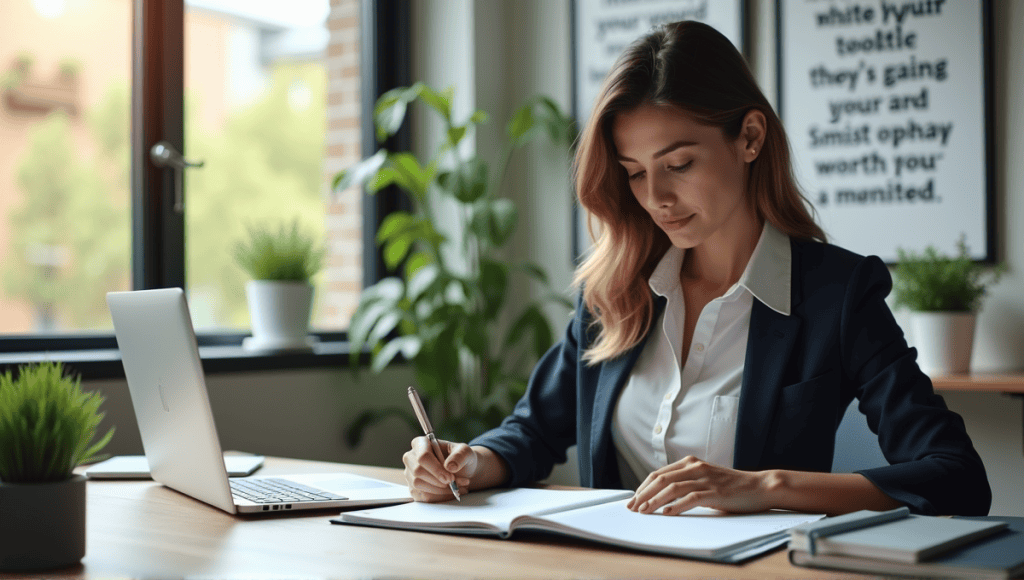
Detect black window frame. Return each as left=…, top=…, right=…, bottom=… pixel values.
left=0, top=0, right=410, bottom=379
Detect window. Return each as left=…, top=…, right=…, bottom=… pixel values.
left=0, top=0, right=132, bottom=335
left=0, top=0, right=409, bottom=370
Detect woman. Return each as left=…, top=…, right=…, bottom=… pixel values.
left=402, top=20, right=991, bottom=517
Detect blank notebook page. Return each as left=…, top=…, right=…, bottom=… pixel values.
left=350, top=488, right=630, bottom=528
left=535, top=501, right=825, bottom=552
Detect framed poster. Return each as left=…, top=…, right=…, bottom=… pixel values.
left=777, top=0, right=996, bottom=263
left=570, top=0, right=746, bottom=263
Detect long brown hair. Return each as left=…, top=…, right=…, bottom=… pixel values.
left=573, top=20, right=826, bottom=364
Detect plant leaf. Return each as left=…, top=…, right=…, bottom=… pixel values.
left=447, top=126, right=467, bottom=148
left=376, top=211, right=416, bottom=244
left=504, top=304, right=538, bottom=350
left=479, top=260, right=508, bottom=320
left=407, top=263, right=440, bottom=301
left=469, top=109, right=489, bottom=125
left=374, top=91, right=408, bottom=142
left=332, top=149, right=387, bottom=193
left=371, top=335, right=422, bottom=373
left=367, top=311, right=403, bottom=348
left=368, top=167, right=399, bottom=193
left=462, top=317, right=488, bottom=357
left=529, top=309, right=554, bottom=358
left=488, top=198, right=517, bottom=246
left=232, top=218, right=325, bottom=282
left=389, top=153, right=431, bottom=199
left=507, top=104, right=535, bottom=141
left=454, top=157, right=488, bottom=203
left=518, top=261, right=548, bottom=285
left=348, top=277, right=405, bottom=366
left=383, top=235, right=413, bottom=270
left=363, top=276, right=405, bottom=303
left=404, top=251, right=434, bottom=279
left=414, top=82, right=452, bottom=122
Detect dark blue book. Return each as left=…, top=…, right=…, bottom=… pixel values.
left=789, top=516, right=1024, bottom=579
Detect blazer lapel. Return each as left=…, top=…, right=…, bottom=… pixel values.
left=589, top=296, right=666, bottom=483
left=733, top=300, right=801, bottom=470
left=733, top=239, right=804, bottom=470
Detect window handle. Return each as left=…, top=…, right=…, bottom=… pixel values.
left=150, top=141, right=204, bottom=213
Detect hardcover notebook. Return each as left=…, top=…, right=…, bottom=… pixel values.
left=790, top=512, right=1024, bottom=580
left=332, top=487, right=826, bottom=563
left=790, top=509, right=1006, bottom=563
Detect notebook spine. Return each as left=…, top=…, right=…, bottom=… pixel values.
left=802, top=507, right=910, bottom=556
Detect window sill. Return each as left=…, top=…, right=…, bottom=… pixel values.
left=0, top=341, right=375, bottom=381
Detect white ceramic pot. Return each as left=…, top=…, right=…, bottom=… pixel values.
left=244, top=280, right=315, bottom=351
left=909, top=311, right=976, bottom=375
left=0, top=474, right=86, bottom=571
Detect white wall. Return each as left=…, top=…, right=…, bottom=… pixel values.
left=88, top=366, right=419, bottom=469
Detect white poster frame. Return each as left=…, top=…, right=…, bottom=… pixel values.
left=776, top=0, right=996, bottom=264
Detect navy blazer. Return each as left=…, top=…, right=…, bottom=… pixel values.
left=471, top=237, right=992, bottom=516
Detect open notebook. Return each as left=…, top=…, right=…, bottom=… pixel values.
left=332, top=488, right=825, bottom=563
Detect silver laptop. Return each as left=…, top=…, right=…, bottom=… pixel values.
left=106, top=288, right=413, bottom=514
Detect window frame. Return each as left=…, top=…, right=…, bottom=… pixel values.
left=0, top=0, right=410, bottom=378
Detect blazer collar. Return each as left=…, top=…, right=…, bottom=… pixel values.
left=741, top=221, right=792, bottom=316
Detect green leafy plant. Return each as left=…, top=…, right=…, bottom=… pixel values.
left=334, top=83, right=576, bottom=443
left=0, top=361, right=115, bottom=483
left=233, top=218, right=325, bottom=282
left=892, top=235, right=1007, bottom=312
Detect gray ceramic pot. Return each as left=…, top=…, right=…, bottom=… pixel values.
left=0, top=474, right=86, bottom=571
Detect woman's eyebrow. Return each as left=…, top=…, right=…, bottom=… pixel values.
left=616, top=140, right=699, bottom=162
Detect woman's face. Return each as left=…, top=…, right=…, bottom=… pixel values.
left=611, top=103, right=757, bottom=251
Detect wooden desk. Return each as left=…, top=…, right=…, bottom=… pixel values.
left=932, top=373, right=1024, bottom=450
left=932, top=373, right=1024, bottom=393
left=2, top=457, right=869, bottom=579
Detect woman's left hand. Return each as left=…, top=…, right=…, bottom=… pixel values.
left=626, top=456, right=774, bottom=516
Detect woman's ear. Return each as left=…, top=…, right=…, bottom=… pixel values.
left=740, top=110, right=767, bottom=162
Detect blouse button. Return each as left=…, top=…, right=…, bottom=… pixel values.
left=654, top=425, right=663, bottom=435
left=694, top=343, right=704, bottom=352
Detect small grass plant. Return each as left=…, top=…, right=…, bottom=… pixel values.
left=892, top=235, right=1007, bottom=312
left=0, top=361, right=115, bottom=483
left=233, top=219, right=325, bottom=282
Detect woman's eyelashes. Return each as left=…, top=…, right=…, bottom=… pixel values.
left=625, top=160, right=693, bottom=182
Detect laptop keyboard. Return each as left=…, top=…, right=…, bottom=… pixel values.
left=230, top=478, right=347, bottom=504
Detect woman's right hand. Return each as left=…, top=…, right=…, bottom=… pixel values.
left=402, top=437, right=478, bottom=502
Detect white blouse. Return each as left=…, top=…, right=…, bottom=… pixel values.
left=611, top=222, right=793, bottom=490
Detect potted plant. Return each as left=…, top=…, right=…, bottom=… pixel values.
left=892, top=235, right=1007, bottom=375
left=233, top=218, right=326, bottom=351
left=0, top=361, right=114, bottom=571
left=334, top=83, right=576, bottom=443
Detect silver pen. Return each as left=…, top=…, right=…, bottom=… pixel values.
left=407, top=386, right=461, bottom=501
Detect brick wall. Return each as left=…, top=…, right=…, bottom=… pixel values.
left=322, top=0, right=361, bottom=328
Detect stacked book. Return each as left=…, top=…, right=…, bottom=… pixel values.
left=788, top=507, right=1024, bottom=579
